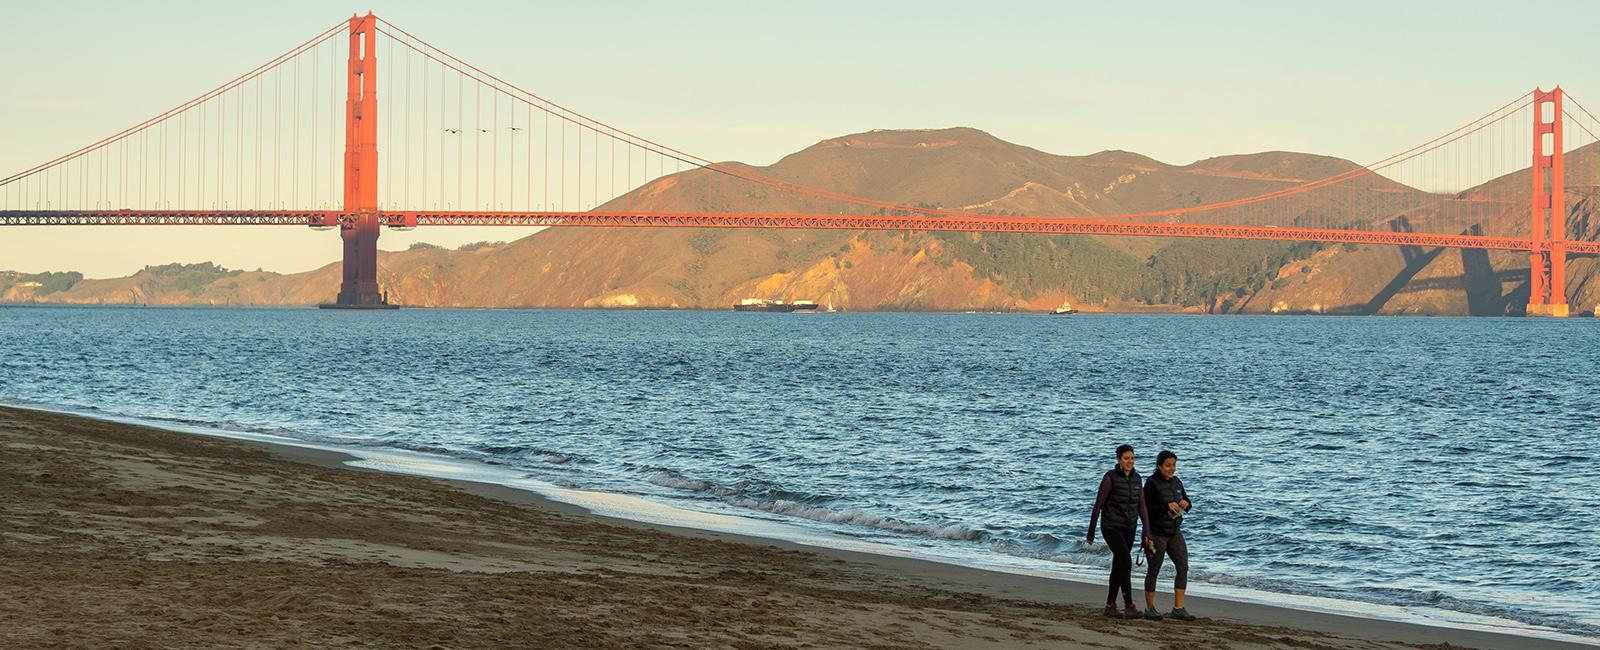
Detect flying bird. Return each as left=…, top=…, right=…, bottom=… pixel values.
left=444, top=128, right=460, bottom=134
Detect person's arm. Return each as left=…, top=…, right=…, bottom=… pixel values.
left=1137, top=480, right=1151, bottom=546
left=1178, top=478, right=1192, bottom=512
left=1087, top=473, right=1111, bottom=543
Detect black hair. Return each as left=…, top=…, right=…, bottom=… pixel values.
left=1156, top=450, right=1177, bottom=467
left=1115, top=444, right=1134, bottom=458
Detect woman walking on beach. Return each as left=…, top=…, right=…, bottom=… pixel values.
left=1087, top=444, right=1147, bottom=619
left=1142, top=450, right=1195, bottom=621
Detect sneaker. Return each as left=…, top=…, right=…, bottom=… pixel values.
left=1143, top=607, right=1163, bottom=620
left=1122, top=604, right=1140, bottom=619
left=1104, top=604, right=1118, bottom=618
left=1169, top=607, right=1196, bottom=621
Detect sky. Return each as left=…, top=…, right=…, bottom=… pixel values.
left=2, top=0, right=1598, bottom=278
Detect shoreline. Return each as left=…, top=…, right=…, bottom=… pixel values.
left=233, top=428, right=1600, bottom=649
left=9, top=302, right=1591, bottom=317
left=3, top=404, right=1591, bottom=649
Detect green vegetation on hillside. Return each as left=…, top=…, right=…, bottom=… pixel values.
left=1147, top=239, right=1323, bottom=311
left=931, top=233, right=1161, bottom=303
left=20, top=271, right=84, bottom=295
left=930, top=233, right=1323, bottom=310
left=140, top=262, right=240, bottom=294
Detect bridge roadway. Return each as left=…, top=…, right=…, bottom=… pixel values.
left=2, top=209, right=1596, bottom=255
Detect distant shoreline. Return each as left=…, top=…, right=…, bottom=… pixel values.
left=5, top=301, right=1588, bottom=317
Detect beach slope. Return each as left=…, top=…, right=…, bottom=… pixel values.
left=0, top=406, right=1579, bottom=649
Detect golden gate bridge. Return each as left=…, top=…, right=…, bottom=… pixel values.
left=2, top=14, right=1597, bottom=314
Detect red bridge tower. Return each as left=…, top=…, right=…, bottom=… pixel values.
left=322, top=13, right=394, bottom=309
left=1528, top=87, right=1568, bottom=317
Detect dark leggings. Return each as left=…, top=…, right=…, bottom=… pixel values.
left=1102, top=526, right=1135, bottom=605
left=1144, top=531, right=1188, bottom=593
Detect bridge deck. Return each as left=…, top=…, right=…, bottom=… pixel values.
left=2, top=210, right=1595, bottom=254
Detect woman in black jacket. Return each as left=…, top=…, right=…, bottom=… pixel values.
left=1142, top=449, right=1194, bottom=621
left=1087, top=444, right=1148, bottom=619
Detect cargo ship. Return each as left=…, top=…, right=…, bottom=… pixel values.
left=734, top=298, right=820, bottom=312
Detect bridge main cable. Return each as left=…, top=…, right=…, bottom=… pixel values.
left=0, top=20, right=348, bottom=189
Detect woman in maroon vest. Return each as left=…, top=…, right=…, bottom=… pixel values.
left=1087, top=444, right=1149, bottom=619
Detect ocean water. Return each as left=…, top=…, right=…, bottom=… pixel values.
left=2, top=306, right=1596, bottom=640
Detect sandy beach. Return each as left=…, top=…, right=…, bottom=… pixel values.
left=0, top=405, right=1583, bottom=649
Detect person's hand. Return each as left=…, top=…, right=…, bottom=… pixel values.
left=1167, top=502, right=1182, bottom=514
left=1086, top=532, right=1095, bottom=545
left=1179, top=499, right=1190, bottom=510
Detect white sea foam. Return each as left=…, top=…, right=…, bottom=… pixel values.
left=647, top=471, right=713, bottom=492
left=728, top=498, right=986, bottom=541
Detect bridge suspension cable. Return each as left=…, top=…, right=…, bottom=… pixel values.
left=2, top=14, right=1597, bottom=261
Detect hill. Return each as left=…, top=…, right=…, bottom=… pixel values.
left=7, top=128, right=1592, bottom=314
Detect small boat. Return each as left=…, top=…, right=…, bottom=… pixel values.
left=733, top=298, right=820, bottom=313
left=1051, top=301, right=1077, bottom=315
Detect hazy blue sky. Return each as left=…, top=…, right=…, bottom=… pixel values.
left=2, top=0, right=1597, bottom=277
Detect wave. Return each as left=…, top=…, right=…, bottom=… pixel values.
left=989, top=535, right=1109, bottom=568
left=647, top=471, right=713, bottom=492
left=727, top=497, right=987, bottom=542
left=631, top=467, right=986, bottom=542
left=468, top=443, right=592, bottom=466
left=1348, top=585, right=1600, bottom=638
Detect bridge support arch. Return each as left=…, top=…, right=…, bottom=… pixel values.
left=1527, top=87, right=1568, bottom=317
left=322, top=13, right=394, bottom=309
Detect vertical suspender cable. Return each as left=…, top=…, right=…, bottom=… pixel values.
left=543, top=110, right=548, bottom=210
left=387, top=35, right=394, bottom=209
left=405, top=38, right=411, bottom=210
left=440, top=60, right=446, bottom=208
left=198, top=101, right=205, bottom=208
left=312, top=45, right=318, bottom=209
left=219, top=94, right=226, bottom=207
left=494, top=90, right=499, bottom=209
left=572, top=114, right=579, bottom=209
left=423, top=50, right=428, bottom=209
left=294, top=57, right=301, bottom=208
left=509, top=101, right=515, bottom=211
left=255, top=75, right=261, bottom=207
left=275, top=66, right=281, bottom=208
left=561, top=113, right=566, bottom=211
left=458, top=74, right=463, bottom=209
left=492, top=88, right=499, bottom=208
left=160, top=121, right=167, bottom=208
left=526, top=99, right=532, bottom=211
left=595, top=125, right=601, bottom=209
left=179, top=113, right=185, bottom=209
left=331, top=37, right=337, bottom=210
left=475, top=83, right=481, bottom=209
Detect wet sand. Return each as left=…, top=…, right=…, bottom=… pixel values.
left=0, top=405, right=1582, bottom=649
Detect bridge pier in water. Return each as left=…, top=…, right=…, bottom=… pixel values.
left=332, top=211, right=389, bottom=308
left=321, top=13, right=395, bottom=310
